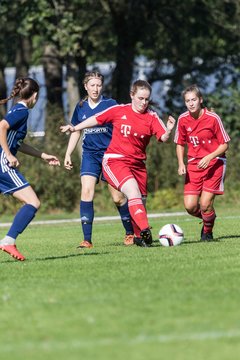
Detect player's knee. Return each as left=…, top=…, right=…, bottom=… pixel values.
left=28, top=198, right=41, bottom=209
left=200, top=203, right=212, bottom=214
left=81, top=188, right=95, bottom=201
left=112, top=193, right=127, bottom=207
left=185, top=205, right=198, bottom=216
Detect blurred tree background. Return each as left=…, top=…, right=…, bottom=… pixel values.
left=0, top=0, right=239, bottom=214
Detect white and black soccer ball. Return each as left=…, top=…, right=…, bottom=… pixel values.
left=159, top=224, right=184, bottom=247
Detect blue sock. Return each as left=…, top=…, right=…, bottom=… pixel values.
left=7, top=204, right=38, bottom=239
left=80, top=201, right=94, bottom=242
left=117, top=202, right=134, bottom=235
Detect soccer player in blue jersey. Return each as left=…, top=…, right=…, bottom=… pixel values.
left=63, top=71, right=134, bottom=248
left=0, top=77, right=60, bottom=261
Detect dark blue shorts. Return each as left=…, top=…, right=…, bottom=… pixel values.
left=0, top=166, right=29, bottom=194
left=81, top=151, right=106, bottom=182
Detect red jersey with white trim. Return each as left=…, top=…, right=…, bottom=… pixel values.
left=174, top=108, right=230, bottom=159
left=95, top=104, right=167, bottom=161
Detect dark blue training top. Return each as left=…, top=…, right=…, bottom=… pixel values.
left=2, top=102, right=28, bottom=157
left=71, top=96, right=117, bottom=152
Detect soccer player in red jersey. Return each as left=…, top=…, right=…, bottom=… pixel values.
left=174, top=84, right=230, bottom=241
left=61, top=80, right=175, bottom=247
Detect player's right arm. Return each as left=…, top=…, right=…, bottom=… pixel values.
left=64, top=131, right=81, bottom=170
left=60, top=116, right=98, bottom=133
left=176, top=144, right=186, bottom=175
left=0, top=119, right=19, bottom=167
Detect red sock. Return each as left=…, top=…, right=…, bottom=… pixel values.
left=128, top=198, right=149, bottom=233
left=201, top=210, right=216, bottom=233
left=130, top=218, right=141, bottom=238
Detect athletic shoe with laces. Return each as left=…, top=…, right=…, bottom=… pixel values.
left=200, top=226, right=213, bottom=241
left=77, top=240, right=93, bottom=249
left=0, top=244, right=25, bottom=261
left=140, top=228, right=153, bottom=245
left=123, top=234, right=134, bottom=246
left=134, top=228, right=153, bottom=247
left=133, top=236, right=150, bottom=247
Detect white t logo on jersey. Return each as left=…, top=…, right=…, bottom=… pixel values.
left=189, top=136, right=199, bottom=147
left=121, top=124, right=131, bottom=137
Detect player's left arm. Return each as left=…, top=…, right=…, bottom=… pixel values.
left=197, top=143, right=229, bottom=169
left=19, top=143, right=60, bottom=166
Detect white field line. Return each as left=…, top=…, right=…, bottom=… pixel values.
left=0, top=212, right=187, bottom=227
left=0, top=211, right=238, bottom=228
left=0, top=329, right=240, bottom=352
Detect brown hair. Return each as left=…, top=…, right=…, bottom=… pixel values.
left=182, top=84, right=202, bottom=100
left=181, top=84, right=215, bottom=111
left=79, top=71, right=104, bottom=106
left=0, top=77, right=39, bottom=105
left=130, top=79, right=152, bottom=96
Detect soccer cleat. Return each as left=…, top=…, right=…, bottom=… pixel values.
left=133, top=236, right=150, bottom=247
left=200, top=226, right=213, bottom=241
left=77, top=240, right=93, bottom=249
left=140, top=228, right=153, bottom=245
left=123, top=234, right=134, bottom=246
left=201, top=232, right=213, bottom=241
left=0, top=244, right=25, bottom=261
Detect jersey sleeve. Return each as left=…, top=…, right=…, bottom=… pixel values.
left=213, top=115, right=231, bottom=144
left=174, top=118, right=186, bottom=145
left=150, top=112, right=167, bottom=142
left=96, top=105, right=118, bottom=125
left=71, top=104, right=80, bottom=126
left=4, top=107, right=28, bottom=128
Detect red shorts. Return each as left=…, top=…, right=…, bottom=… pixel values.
left=102, top=156, right=148, bottom=196
left=184, top=158, right=226, bottom=195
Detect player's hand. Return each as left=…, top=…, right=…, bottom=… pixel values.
left=7, top=154, right=19, bottom=168
left=60, top=125, right=75, bottom=133
left=197, top=155, right=211, bottom=169
left=64, top=154, right=73, bottom=170
left=166, top=115, right=176, bottom=131
left=178, top=164, right=186, bottom=175
left=41, top=153, right=60, bottom=166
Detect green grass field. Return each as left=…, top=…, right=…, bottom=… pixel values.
left=1, top=208, right=240, bottom=360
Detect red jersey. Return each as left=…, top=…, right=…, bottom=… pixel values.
left=96, top=104, right=167, bottom=161
left=174, top=108, right=230, bottom=160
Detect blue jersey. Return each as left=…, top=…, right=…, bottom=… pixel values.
left=71, top=96, right=117, bottom=152
left=0, top=102, right=29, bottom=193
left=1, top=102, right=28, bottom=157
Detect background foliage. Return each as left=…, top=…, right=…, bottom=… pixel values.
left=0, top=0, right=239, bottom=213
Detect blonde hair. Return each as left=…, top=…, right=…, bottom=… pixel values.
left=79, top=71, right=104, bottom=106
left=83, top=71, right=104, bottom=86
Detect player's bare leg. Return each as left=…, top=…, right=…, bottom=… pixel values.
left=108, top=184, right=134, bottom=245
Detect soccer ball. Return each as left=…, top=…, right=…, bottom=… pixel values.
left=159, top=224, right=184, bottom=247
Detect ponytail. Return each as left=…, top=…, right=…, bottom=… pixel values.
left=0, top=77, right=39, bottom=106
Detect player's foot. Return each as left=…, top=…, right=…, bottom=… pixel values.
left=140, top=228, right=153, bottom=245
left=133, top=236, right=150, bottom=247
left=77, top=240, right=93, bottom=249
left=0, top=244, right=25, bottom=261
left=123, top=234, right=134, bottom=246
left=200, top=227, right=213, bottom=241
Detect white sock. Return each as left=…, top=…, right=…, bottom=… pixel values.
left=0, top=235, right=16, bottom=245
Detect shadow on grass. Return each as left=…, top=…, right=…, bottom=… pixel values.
left=0, top=251, right=109, bottom=263
left=217, top=235, right=240, bottom=240
left=174, top=234, right=240, bottom=245
left=36, top=251, right=109, bottom=261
